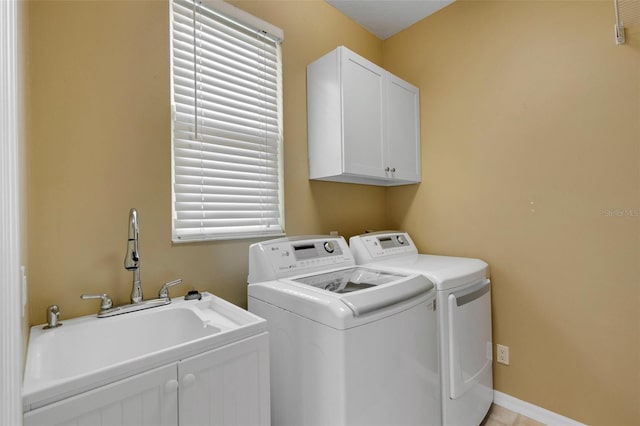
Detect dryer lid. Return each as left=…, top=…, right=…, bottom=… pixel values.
left=350, top=232, right=488, bottom=290
left=369, top=255, right=488, bottom=290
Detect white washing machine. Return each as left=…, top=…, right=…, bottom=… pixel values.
left=350, top=232, right=493, bottom=426
left=247, top=236, right=441, bottom=426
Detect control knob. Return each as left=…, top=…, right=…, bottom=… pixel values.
left=396, top=235, right=406, bottom=245
left=323, top=241, right=335, bottom=253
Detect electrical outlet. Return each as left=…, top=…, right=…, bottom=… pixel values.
left=496, top=344, right=510, bottom=365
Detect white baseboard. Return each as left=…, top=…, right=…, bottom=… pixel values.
left=493, top=391, right=587, bottom=426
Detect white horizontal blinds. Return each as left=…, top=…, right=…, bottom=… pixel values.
left=619, top=0, right=640, bottom=27
left=171, top=0, right=284, bottom=241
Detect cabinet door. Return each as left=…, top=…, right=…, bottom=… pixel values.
left=341, top=49, right=387, bottom=179
left=178, top=332, right=270, bottom=426
left=386, top=74, right=421, bottom=183
left=24, top=364, right=178, bottom=426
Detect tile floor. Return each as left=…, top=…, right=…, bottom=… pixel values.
left=480, top=404, right=546, bottom=426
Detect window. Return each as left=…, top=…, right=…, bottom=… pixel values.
left=170, top=0, right=284, bottom=242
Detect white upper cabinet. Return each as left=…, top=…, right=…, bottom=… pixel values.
left=307, top=46, right=421, bottom=186
left=341, top=49, right=386, bottom=180
left=385, top=74, right=421, bottom=183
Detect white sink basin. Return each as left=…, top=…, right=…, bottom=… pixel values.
left=23, top=293, right=266, bottom=411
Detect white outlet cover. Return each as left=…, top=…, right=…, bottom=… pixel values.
left=497, top=344, right=510, bottom=365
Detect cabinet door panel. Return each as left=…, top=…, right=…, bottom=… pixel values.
left=342, top=52, right=386, bottom=178
left=23, top=364, right=178, bottom=426
left=178, top=332, right=270, bottom=426
left=386, top=74, right=421, bottom=182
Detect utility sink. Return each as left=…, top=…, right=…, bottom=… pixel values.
left=23, top=293, right=267, bottom=411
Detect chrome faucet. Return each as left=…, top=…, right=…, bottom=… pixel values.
left=124, top=208, right=142, bottom=303
left=81, top=208, right=185, bottom=318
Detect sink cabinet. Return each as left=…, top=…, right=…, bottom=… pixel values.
left=23, top=333, right=270, bottom=426
left=178, top=332, right=270, bottom=425
left=307, top=46, right=421, bottom=186
left=24, top=364, right=177, bottom=426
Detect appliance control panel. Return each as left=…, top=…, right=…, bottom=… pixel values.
left=248, top=236, right=355, bottom=282
left=349, top=232, right=418, bottom=262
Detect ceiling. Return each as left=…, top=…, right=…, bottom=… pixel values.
left=326, top=0, right=455, bottom=40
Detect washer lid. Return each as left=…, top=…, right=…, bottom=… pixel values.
left=292, top=267, right=405, bottom=293
left=248, top=267, right=435, bottom=329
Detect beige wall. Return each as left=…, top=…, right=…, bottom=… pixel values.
left=25, top=0, right=639, bottom=425
left=383, top=1, right=640, bottom=425
left=26, top=0, right=386, bottom=324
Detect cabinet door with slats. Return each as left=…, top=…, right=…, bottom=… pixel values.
left=178, top=332, right=270, bottom=426
left=24, top=364, right=178, bottom=426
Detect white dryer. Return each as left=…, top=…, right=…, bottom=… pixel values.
left=350, top=232, right=493, bottom=426
left=248, top=236, right=441, bottom=426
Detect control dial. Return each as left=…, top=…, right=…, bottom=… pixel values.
left=323, top=241, right=335, bottom=253
left=396, top=235, right=406, bottom=245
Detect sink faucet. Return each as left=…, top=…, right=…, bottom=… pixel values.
left=81, top=208, right=185, bottom=318
left=124, top=208, right=142, bottom=303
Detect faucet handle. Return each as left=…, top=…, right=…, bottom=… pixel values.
left=158, top=279, right=183, bottom=299
left=81, top=293, right=113, bottom=310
